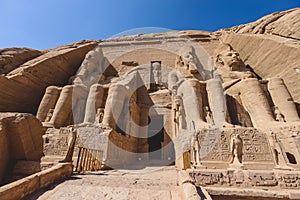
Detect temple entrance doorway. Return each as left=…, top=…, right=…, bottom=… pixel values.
left=148, top=115, right=164, bottom=160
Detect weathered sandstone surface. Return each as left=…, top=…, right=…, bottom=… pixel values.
left=0, top=113, right=43, bottom=185
left=0, top=48, right=43, bottom=75
left=0, top=40, right=99, bottom=114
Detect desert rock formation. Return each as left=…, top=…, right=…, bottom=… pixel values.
left=0, top=40, right=99, bottom=114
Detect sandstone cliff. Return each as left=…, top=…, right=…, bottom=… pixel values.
left=229, top=8, right=300, bottom=40
left=0, top=48, right=42, bottom=75
left=0, top=40, right=99, bottom=114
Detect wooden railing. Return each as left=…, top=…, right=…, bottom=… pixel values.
left=75, top=147, right=103, bottom=172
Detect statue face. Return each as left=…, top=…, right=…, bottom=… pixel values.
left=219, top=50, right=244, bottom=70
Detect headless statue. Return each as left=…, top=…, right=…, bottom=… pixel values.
left=59, top=127, right=77, bottom=163
left=229, top=133, right=243, bottom=166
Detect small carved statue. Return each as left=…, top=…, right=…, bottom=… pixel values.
left=269, top=131, right=287, bottom=167
left=45, top=109, right=54, bottom=122
left=229, top=133, right=243, bottom=165
left=204, top=106, right=214, bottom=125
left=152, top=62, right=162, bottom=86
left=274, top=107, right=285, bottom=122
left=173, top=95, right=183, bottom=135
left=59, top=127, right=77, bottom=163
left=95, top=108, right=105, bottom=124
left=191, top=131, right=200, bottom=166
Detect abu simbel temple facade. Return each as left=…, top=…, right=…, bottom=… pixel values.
left=0, top=8, right=300, bottom=200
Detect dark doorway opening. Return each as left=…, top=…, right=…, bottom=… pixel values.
left=148, top=115, right=164, bottom=159
left=286, top=152, right=297, bottom=164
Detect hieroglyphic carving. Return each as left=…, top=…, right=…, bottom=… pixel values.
left=77, top=126, right=108, bottom=156
left=193, top=171, right=227, bottom=186
left=278, top=173, right=300, bottom=188
left=200, top=128, right=273, bottom=163
left=239, top=129, right=273, bottom=162
left=192, top=170, right=290, bottom=188
left=199, top=128, right=231, bottom=161
left=247, top=171, right=278, bottom=187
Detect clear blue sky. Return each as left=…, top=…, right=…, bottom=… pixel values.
left=1, top=0, right=299, bottom=49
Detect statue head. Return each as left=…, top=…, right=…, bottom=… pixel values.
left=215, top=43, right=245, bottom=71
left=177, top=46, right=198, bottom=74
left=152, top=62, right=161, bottom=71
left=174, top=95, right=183, bottom=108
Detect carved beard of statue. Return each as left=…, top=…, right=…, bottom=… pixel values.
left=217, top=49, right=245, bottom=71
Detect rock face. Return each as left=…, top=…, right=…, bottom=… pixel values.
left=0, top=113, right=43, bottom=185
left=229, top=8, right=300, bottom=40
left=0, top=40, right=99, bottom=114
left=0, top=48, right=43, bottom=75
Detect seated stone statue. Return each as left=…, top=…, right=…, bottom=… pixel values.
left=213, top=43, right=280, bottom=129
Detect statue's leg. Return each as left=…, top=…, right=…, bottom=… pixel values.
left=227, top=78, right=275, bottom=129
left=50, top=84, right=88, bottom=128
left=36, top=86, right=61, bottom=122
left=102, top=84, right=129, bottom=130
left=84, top=84, right=105, bottom=123
left=268, top=78, right=299, bottom=122
left=206, top=79, right=228, bottom=127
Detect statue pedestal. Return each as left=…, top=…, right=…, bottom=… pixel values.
left=274, top=165, right=294, bottom=171
left=228, top=162, right=244, bottom=170
left=192, top=164, right=206, bottom=169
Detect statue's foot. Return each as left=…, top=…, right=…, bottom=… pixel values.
left=264, top=121, right=300, bottom=131
left=222, top=122, right=235, bottom=128
left=58, top=159, right=72, bottom=163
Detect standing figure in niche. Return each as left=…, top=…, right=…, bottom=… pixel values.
left=173, top=95, right=184, bottom=136
left=204, top=106, right=214, bottom=126
left=95, top=108, right=105, bottom=124
left=229, top=133, right=243, bottom=165
left=59, top=127, right=78, bottom=163
left=152, top=62, right=162, bottom=87
left=45, top=109, right=54, bottom=122
left=274, top=106, right=285, bottom=122
left=191, top=131, right=200, bottom=166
